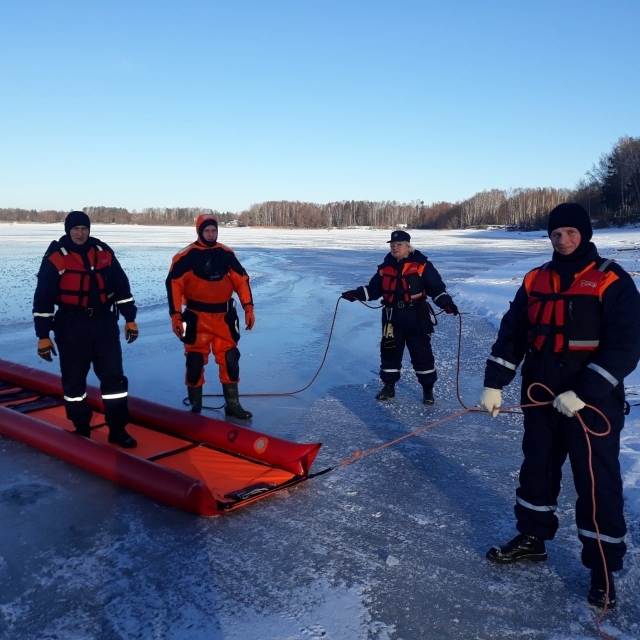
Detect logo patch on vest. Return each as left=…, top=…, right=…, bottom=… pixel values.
left=580, top=280, right=597, bottom=288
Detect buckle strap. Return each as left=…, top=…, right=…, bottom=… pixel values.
left=58, top=305, right=112, bottom=316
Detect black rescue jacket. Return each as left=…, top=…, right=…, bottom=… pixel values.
left=352, top=249, right=454, bottom=333
left=32, top=235, right=137, bottom=338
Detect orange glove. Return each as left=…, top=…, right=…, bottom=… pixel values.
left=171, top=314, right=185, bottom=339
left=37, top=338, right=57, bottom=362
left=124, top=322, right=139, bottom=343
left=244, top=305, right=255, bottom=330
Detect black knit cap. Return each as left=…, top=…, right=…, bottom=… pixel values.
left=64, top=210, right=91, bottom=235
left=387, top=230, right=411, bottom=243
left=547, top=203, right=592, bottom=242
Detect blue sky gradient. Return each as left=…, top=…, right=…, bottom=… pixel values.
left=1, top=0, right=638, bottom=212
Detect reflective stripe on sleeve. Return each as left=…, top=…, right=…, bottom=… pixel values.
left=577, top=528, right=625, bottom=544
left=488, top=355, right=517, bottom=371
left=33, top=312, right=55, bottom=317
left=116, top=297, right=134, bottom=305
left=587, top=363, right=618, bottom=387
left=102, top=392, right=128, bottom=400
left=433, top=291, right=447, bottom=302
left=516, top=496, right=557, bottom=512
left=64, top=393, right=87, bottom=402
left=363, top=287, right=370, bottom=301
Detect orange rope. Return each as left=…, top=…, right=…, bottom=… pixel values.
left=337, top=407, right=473, bottom=467
left=488, top=382, right=614, bottom=639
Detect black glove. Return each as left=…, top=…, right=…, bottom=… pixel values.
left=341, top=290, right=358, bottom=302
left=444, top=302, right=459, bottom=316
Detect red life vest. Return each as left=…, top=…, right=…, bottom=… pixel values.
left=379, top=260, right=427, bottom=305
left=47, top=245, right=114, bottom=308
left=524, top=260, right=618, bottom=352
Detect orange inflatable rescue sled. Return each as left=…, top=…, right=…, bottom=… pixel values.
left=0, top=359, right=321, bottom=516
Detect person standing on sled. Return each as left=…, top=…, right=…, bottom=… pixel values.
left=166, top=214, right=255, bottom=418
left=32, top=211, right=139, bottom=448
left=342, top=230, right=458, bottom=404
left=477, top=203, right=640, bottom=609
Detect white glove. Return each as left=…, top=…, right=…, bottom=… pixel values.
left=552, top=391, right=585, bottom=417
left=478, top=387, right=502, bottom=418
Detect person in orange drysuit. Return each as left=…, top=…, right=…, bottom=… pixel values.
left=166, top=214, right=255, bottom=418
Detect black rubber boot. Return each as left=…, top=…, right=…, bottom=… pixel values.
left=422, top=386, right=434, bottom=405
left=187, top=385, right=203, bottom=414
left=588, top=570, right=616, bottom=609
left=108, top=428, right=137, bottom=448
left=375, top=383, right=395, bottom=401
left=486, top=533, right=547, bottom=564
left=73, top=423, right=91, bottom=438
left=222, top=383, right=252, bottom=419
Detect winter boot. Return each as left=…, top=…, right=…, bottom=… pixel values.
left=108, top=427, right=137, bottom=448
left=422, top=386, right=434, bottom=405
left=375, top=383, right=395, bottom=401
left=588, top=570, right=616, bottom=609
left=486, top=533, right=547, bottom=564
left=73, top=422, right=91, bottom=438
left=222, top=383, right=253, bottom=419
left=187, top=385, right=203, bottom=414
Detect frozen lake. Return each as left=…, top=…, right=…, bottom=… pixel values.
left=1, top=223, right=639, bottom=640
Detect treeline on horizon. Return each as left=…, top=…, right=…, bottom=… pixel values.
left=2, top=135, right=639, bottom=231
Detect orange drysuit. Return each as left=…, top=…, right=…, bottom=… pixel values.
left=166, top=215, right=253, bottom=387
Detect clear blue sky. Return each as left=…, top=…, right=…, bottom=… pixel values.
left=1, top=1, right=638, bottom=213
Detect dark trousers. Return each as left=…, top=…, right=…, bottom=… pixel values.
left=515, top=400, right=626, bottom=571
left=53, top=311, right=130, bottom=432
left=379, top=314, right=437, bottom=389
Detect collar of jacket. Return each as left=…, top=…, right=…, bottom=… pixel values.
left=59, top=234, right=93, bottom=255
left=195, top=239, right=218, bottom=248
left=383, top=248, right=426, bottom=266
left=550, top=243, right=599, bottom=273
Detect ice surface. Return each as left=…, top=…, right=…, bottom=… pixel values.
left=1, top=223, right=639, bottom=639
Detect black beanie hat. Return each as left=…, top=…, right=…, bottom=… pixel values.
left=547, top=203, right=592, bottom=242
left=65, top=211, right=91, bottom=235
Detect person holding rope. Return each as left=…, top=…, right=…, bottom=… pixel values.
left=166, top=214, right=255, bottom=418
left=478, top=203, right=640, bottom=608
left=342, top=230, right=458, bottom=404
